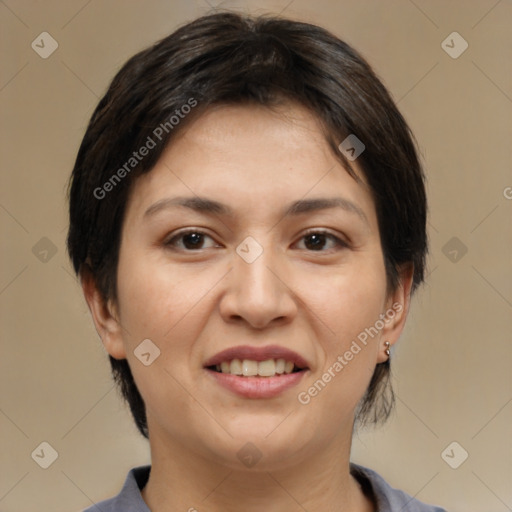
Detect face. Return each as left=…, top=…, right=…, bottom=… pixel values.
left=85, top=102, right=410, bottom=471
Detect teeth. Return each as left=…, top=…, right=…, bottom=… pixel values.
left=230, top=359, right=243, bottom=375
left=275, top=358, right=286, bottom=374
left=215, top=358, right=299, bottom=377
left=242, top=359, right=258, bottom=376
left=258, top=359, right=276, bottom=377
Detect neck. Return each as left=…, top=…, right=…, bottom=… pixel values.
left=141, top=426, right=374, bottom=512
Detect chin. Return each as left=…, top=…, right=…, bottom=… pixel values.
left=203, top=420, right=317, bottom=472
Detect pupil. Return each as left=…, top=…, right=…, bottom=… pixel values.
left=306, top=234, right=325, bottom=251
left=184, top=233, right=202, bottom=249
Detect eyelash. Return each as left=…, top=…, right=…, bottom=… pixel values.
left=164, top=228, right=349, bottom=253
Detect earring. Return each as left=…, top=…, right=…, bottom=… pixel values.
left=384, top=341, right=391, bottom=357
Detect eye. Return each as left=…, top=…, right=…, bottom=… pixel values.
left=164, top=229, right=219, bottom=251
left=295, top=229, right=349, bottom=252
left=164, top=228, right=349, bottom=252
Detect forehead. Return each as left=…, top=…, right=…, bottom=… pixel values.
left=123, top=102, right=376, bottom=227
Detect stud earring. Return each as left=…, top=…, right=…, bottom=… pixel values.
left=384, top=341, right=391, bottom=357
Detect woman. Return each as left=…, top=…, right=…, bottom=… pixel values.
left=67, top=11, right=446, bottom=512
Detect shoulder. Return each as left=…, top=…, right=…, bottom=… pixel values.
left=81, top=466, right=151, bottom=512
left=350, top=463, right=448, bottom=512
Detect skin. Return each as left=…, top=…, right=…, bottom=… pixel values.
left=82, top=102, right=413, bottom=512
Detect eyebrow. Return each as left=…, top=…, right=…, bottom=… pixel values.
left=143, top=195, right=368, bottom=223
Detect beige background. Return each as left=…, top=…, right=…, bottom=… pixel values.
left=1, top=0, right=511, bottom=511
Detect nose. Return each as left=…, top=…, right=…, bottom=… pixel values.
left=219, top=237, right=297, bottom=330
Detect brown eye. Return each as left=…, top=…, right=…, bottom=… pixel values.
left=165, top=230, right=217, bottom=251
left=296, top=230, right=348, bottom=252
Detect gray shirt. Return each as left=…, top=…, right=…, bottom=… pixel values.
left=82, top=464, right=447, bottom=511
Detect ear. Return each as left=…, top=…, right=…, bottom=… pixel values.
left=80, top=265, right=127, bottom=360
left=377, top=263, right=414, bottom=363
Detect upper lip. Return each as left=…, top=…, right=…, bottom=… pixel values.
left=204, top=345, right=310, bottom=369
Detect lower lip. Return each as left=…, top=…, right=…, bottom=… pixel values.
left=205, top=369, right=307, bottom=399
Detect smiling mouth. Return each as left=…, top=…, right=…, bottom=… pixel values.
left=207, top=358, right=306, bottom=378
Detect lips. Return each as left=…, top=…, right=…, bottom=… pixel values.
left=204, top=345, right=310, bottom=399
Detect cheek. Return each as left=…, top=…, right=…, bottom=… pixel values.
left=321, top=256, right=387, bottom=345
left=116, top=246, right=197, bottom=338
left=115, top=247, right=220, bottom=377
left=331, top=283, right=386, bottom=345
left=114, top=252, right=208, bottom=423
left=302, top=261, right=387, bottom=413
